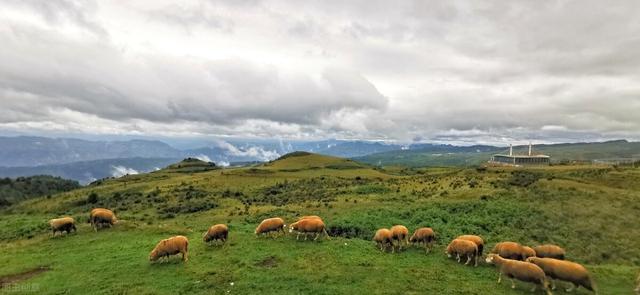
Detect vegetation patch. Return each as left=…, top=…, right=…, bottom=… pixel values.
left=353, top=184, right=391, bottom=195
left=157, top=199, right=219, bottom=218
left=1, top=157, right=638, bottom=294
left=274, top=151, right=312, bottom=161
left=505, top=170, right=542, bottom=187
left=0, top=215, right=50, bottom=240
left=164, top=158, right=218, bottom=173
left=254, top=256, right=279, bottom=268
left=0, top=176, right=80, bottom=207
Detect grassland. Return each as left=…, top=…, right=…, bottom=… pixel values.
left=1, top=153, right=639, bottom=294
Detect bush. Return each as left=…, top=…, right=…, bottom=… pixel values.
left=353, top=184, right=391, bottom=195
left=506, top=171, right=542, bottom=187
left=157, top=199, right=218, bottom=217
left=0, top=175, right=80, bottom=204
left=0, top=198, right=11, bottom=207
left=87, top=192, right=99, bottom=204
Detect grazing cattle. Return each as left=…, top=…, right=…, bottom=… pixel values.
left=373, top=228, right=394, bottom=252
left=149, top=235, right=189, bottom=263
left=491, top=241, right=530, bottom=261
left=390, top=225, right=409, bottom=252
left=289, top=218, right=330, bottom=241
left=522, top=246, right=537, bottom=259
left=409, top=227, right=436, bottom=254
left=486, top=254, right=552, bottom=295
left=527, top=257, right=596, bottom=293
left=456, top=235, right=485, bottom=256
left=203, top=224, right=229, bottom=245
left=255, top=217, right=286, bottom=237
left=89, top=208, right=117, bottom=231
left=533, top=244, right=566, bottom=260
left=446, top=239, right=479, bottom=266
left=297, top=215, right=322, bottom=221
left=49, top=217, right=76, bottom=236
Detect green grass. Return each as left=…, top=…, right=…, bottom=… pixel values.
left=264, top=153, right=368, bottom=171
left=1, top=153, right=639, bottom=294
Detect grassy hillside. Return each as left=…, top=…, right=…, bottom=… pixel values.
left=263, top=151, right=369, bottom=171
left=356, top=140, right=640, bottom=167
left=1, top=153, right=639, bottom=294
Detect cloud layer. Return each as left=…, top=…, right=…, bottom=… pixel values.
left=1, top=0, right=639, bottom=144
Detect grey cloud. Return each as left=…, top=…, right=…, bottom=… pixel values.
left=0, top=22, right=387, bottom=128
left=0, top=0, right=639, bottom=143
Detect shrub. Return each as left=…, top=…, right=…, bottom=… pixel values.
left=353, top=184, right=391, bottom=195
left=506, top=171, right=542, bottom=187
left=157, top=200, right=218, bottom=217
left=87, top=192, right=99, bottom=204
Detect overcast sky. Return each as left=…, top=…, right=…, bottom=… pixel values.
left=1, top=0, right=639, bottom=144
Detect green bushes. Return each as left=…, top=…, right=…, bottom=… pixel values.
left=224, top=177, right=359, bottom=206
left=87, top=192, right=99, bottom=204
left=157, top=199, right=219, bottom=218
left=326, top=198, right=567, bottom=246
left=353, top=184, right=390, bottom=195
left=506, top=171, right=542, bottom=187
left=0, top=175, right=80, bottom=205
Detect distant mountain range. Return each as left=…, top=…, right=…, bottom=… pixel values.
left=0, top=137, right=182, bottom=167
left=0, top=136, right=638, bottom=183
left=0, top=157, right=181, bottom=185
left=0, top=136, right=407, bottom=183
left=0, top=136, right=403, bottom=168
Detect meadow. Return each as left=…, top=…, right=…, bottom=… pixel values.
left=1, top=153, right=639, bottom=294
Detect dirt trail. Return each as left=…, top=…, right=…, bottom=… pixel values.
left=0, top=266, right=50, bottom=288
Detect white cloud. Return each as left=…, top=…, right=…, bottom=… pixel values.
left=215, top=141, right=280, bottom=161
left=111, top=165, right=139, bottom=178
left=193, top=154, right=212, bottom=162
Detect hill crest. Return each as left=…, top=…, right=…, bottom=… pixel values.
left=265, top=152, right=367, bottom=170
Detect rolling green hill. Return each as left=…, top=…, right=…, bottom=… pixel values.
left=1, top=152, right=639, bottom=294
left=355, top=140, right=640, bottom=167
left=0, top=176, right=80, bottom=207
left=164, top=158, right=219, bottom=173
left=262, top=151, right=370, bottom=171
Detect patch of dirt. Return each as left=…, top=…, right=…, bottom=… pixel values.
left=255, top=256, right=279, bottom=268
left=0, top=266, right=50, bottom=288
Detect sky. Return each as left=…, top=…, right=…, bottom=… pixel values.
left=1, top=0, right=639, bottom=145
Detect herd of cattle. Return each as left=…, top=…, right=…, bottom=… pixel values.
left=48, top=210, right=638, bottom=294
